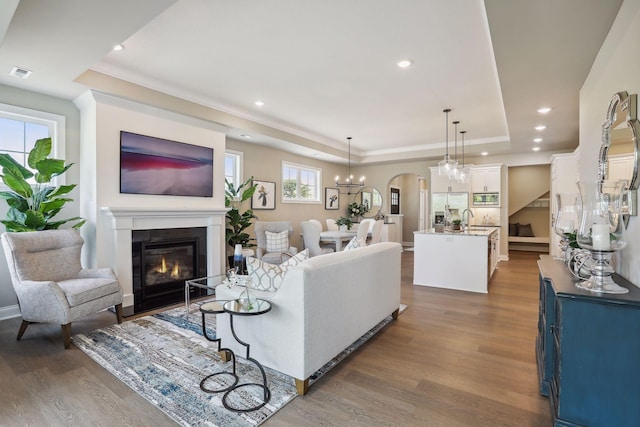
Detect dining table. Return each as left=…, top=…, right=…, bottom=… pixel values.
left=318, top=230, right=357, bottom=251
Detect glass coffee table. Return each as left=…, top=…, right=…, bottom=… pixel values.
left=184, top=275, right=226, bottom=315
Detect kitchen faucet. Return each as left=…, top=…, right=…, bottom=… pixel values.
left=462, top=208, right=474, bottom=231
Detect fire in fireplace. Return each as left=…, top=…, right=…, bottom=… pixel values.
left=132, top=227, right=207, bottom=313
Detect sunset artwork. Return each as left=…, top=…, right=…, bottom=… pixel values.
left=120, top=131, right=213, bottom=197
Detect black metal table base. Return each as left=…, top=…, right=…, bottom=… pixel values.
left=200, top=309, right=239, bottom=394
left=222, top=382, right=272, bottom=412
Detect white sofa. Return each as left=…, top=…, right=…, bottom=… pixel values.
left=215, top=241, right=402, bottom=395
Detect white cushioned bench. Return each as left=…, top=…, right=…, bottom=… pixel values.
left=508, top=236, right=550, bottom=251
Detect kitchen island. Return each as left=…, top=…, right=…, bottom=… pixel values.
left=413, top=227, right=499, bottom=293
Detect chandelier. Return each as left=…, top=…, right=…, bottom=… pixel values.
left=448, top=120, right=461, bottom=180
left=335, top=137, right=365, bottom=195
left=438, top=109, right=458, bottom=176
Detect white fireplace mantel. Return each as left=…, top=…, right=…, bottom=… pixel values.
left=101, top=207, right=228, bottom=316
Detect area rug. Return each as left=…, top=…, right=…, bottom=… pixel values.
left=73, top=302, right=406, bottom=427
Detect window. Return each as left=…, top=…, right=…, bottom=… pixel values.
left=0, top=103, right=66, bottom=186
left=225, top=150, right=243, bottom=187
left=282, top=161, right=321, bottom=203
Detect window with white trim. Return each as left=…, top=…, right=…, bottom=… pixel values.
left=282, top=161, right=321, bottom=203
left=0, top=103, right=66, bottom=186
left=225, top=150, right=243, bottom=187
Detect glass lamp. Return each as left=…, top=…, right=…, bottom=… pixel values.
left=575, top=180, right=628, bottom=294
left=554, top=192, right=579, bottom=260
left=438, top=109, right=458, bottom=176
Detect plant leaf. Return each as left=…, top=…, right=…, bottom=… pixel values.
left=24, top=210, right=46, bottom=230
left=34, top=158, right=65, bottom=183
left=47, top=184, right=76, bottom=198
left=0, top=153, right=33, bottom=179
left=2, top=171, right=33, bottom=198
left=28, top=138, right=52, bottom=169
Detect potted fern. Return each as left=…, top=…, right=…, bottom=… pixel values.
left=0, top=138, right=84, bottom=232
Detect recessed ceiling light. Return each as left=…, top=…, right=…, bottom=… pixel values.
left=240, top=134, right=252, bottom=139
left=254, top=100, right=264, bottom=107
left=112, top=44, right=124, bottom=52
left=9, top=66, right=32, bottom=79
left=533, top=137, right=543, bottom=143
left=397, top=59, right=412, bottom=68
left=535, top=125, right=546, bottom=131
left=537, top=107, right=552, bottom=114
left=481, top=152, right=488, bottom=156
left=532, top=146, right=541, bottom=151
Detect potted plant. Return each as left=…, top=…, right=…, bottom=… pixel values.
left=225, top=177, right=258, bottom=257
left=335, top=216, right=353, bottom=231
left=0, top=138, right=85, bottom=232
left=451, top=219, right=462, bottom=231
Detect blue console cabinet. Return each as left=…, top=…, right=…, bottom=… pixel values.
left=537, top=255, right=640, bottom=426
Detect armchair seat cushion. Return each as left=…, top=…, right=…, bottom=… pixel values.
left=58, top=277, right=121, bottom=307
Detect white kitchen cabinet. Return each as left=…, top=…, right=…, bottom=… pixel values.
left=429, top=167, right=469, bottom=193
left=471, top=166, right=501, bottom=193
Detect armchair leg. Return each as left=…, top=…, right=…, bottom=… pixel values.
left=392, top=308, right=400, bottom=320
left=61, top=323, right=72, bottom=349
left=114, top=303, right=123, bottom=324
left=17, top=320, right=30, bottom=341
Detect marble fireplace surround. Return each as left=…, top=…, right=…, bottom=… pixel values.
left=101, top=207, right=227, bottom=316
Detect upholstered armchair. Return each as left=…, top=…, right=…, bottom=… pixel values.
left=1, top=229, right=123, bottom=349
left=254, top=221, right=298, bottom=264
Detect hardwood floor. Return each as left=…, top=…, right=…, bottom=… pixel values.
left=0, top=250, right=552, bottom=426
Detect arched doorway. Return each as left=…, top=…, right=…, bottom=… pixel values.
left=386, top=173, right=427, bottom=247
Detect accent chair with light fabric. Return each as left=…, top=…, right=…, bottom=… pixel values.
left=1, top=229, right=123, bottom=349
left=356, top=219, right=374, bottom=241
left=308, top=219, right=323, bottom=232
left=254, top=221, right=298, bottom=264
left=300, top=221, right=334, bottom=257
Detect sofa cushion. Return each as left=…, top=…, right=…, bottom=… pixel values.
left=265, top=230, right=289, bottom=252
left=344, top=236, right=367, bottom=250
left=247, top=249, right=309, bottom=292
left=517, top=223, right=535, bottom=237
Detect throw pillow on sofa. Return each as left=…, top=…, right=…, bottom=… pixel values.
left=265, top=230, right=289, bottom=252
left=344, top=236, right=367, bottom=250
left=247, top=249, right=309, bottom=292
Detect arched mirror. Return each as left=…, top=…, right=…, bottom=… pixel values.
left=598, top=91, right=639, bottom=227
left=354, top=187, right=383, bottom=218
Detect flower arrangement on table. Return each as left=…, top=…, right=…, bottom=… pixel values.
left=347, top=202, right=369, bottom=218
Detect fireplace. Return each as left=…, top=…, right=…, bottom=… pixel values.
left=132, top=227, right=207, bottom=313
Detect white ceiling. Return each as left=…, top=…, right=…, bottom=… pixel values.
left=0, top=0, right=623, bottom=164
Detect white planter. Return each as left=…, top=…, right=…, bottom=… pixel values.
left=339, top=225, right=347, bottom=232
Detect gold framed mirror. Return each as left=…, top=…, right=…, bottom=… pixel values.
left=354, top=187, right=383, bottom=218
left=598, top=91, right=639, bottom=227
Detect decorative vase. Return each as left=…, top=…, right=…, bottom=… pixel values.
left=554, top=192, right=579, bottom=260
left=575, top=180, right=628, bottom=294
left=238, top=278, right=257, bottom=310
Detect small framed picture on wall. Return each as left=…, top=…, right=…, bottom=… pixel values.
left=252, top=180, right=276, bottom=210
left=325, top=187, right=339, bottom=210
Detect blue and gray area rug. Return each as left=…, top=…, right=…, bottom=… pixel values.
left=73, top=302, right=405, bottom=427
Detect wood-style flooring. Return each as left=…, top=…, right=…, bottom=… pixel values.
left=0, top=250, right=552, bottom=426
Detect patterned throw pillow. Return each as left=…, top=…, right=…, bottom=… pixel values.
left=265, top=230, right=289, bottom=252
left=344, top=236, right=367, bottom=250
left=247, top=249, right=309, bottom=292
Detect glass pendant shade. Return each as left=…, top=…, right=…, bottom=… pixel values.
left=554, top=192, right=579, bottom=260
left=575, top=180, right=628, bottom=294
left=438, top=109, right=457, bottom=176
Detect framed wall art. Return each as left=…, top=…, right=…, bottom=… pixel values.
left=252, top=180, right=276, bottom=209
left=325, top=187, right=339, bottom=210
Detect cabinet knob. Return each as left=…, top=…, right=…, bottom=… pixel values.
left=549, top=324, right=555, bottom=334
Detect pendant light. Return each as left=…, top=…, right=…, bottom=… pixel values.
left=438, top=109, right=458, bottom=176
left=449, top=121, right=460, bottom=179
left=335, top=137, right=365, bottom=195
left=457, top=130, right=468, bottom=184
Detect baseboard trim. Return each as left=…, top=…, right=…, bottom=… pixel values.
left=0, top=304, right=21, bottom=321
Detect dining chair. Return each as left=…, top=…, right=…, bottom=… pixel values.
left=370, top=219, right=384, bottom=244
left=300, top=221, right=334, bottom=257
left=309, top=219, right=323, bottom=232
left=326, top=218, right=339, bottom=231
left=356, top=221, right=371, bottom=241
